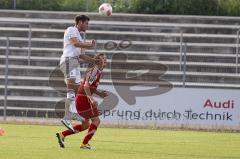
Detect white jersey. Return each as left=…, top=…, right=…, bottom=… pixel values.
left=61, top=26, right=83, bottom=61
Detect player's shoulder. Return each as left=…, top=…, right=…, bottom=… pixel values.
left=66, top=26, right=78, bottom=33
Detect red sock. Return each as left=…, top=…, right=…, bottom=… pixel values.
left=82, top=124, right=98, bottom=145
left=61, top=129, right=73, bottom=137
left=73, top=124, right=82, bottom=132
left=61, top=124, right=82, bottom=137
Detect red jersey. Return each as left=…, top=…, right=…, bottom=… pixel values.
left=75, top=66, right=102, bottom=119
left=77, top=66, right=102, bottom=95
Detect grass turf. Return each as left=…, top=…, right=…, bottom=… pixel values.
left=0, top=123, right=239, bottom=159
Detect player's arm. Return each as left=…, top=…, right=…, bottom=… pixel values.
left=84, top=82, right=97, bottom=106
left=84, top=71, right=97, bottom=105
left=79, top=54, right=98, bottom=64
left=70, top=37, right=95, bottom=48
left=93, top=89, right=108, bottom=98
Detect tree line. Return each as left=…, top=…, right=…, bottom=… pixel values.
left=1, top=0, right=240, bottom=16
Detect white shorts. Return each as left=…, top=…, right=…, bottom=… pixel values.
left=59, top=57, right=81, bottom=84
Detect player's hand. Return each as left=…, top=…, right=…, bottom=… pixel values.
left=91, top=40, right=96, bottom=47
left=100, top=90, right=108, bottom=98
left=92, top=100, right=98, bottom=107
left=90, top=97, right=98, bottom=106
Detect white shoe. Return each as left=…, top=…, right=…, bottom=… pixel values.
left=72, top=113, right=85, bottom=122
left=60, top=119, right=75, bottom=132
left=80, top=144, right=95, bottom=150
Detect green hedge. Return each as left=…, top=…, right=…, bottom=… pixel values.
left=0, top=0, right=240, bottom=16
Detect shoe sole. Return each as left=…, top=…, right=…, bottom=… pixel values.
left=60, top=119, right=75, bottom=132
left=80, top=146, right=95, bottom=150
left=80, top=147, right=93, bottom=150
left=56, top=133, right=65, bottom=148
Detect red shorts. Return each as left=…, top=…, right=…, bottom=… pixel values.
left=75, top=94, right=99, bottom=119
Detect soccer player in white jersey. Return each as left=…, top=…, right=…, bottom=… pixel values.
left=60, top=15, right=99, bottom=132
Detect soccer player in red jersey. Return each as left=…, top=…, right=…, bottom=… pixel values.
left=56, top=53, right=108, bottom=149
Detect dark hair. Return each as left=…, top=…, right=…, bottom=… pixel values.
left=75, top=15, right=90, bottom=25
left=87, top=53, right=105, bottom=70
left=95, top=53, right=105, bottom=58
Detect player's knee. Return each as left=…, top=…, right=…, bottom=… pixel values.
left=66, top=79, right=76, bottom=88
left=82, top=120, right=90, bottom=130
left=66, top=78, right=75, bottom=85
left=86, top=121, right=90, bottom=127
left=66, top=89, right=75, bottom=101
left=97, top=118, right=101, bottom=125
left=92, top=117, right=100, bottom=126
left=66, top=79, right=79, bottom=93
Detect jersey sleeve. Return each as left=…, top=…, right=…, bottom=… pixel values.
left=66, top=27, right=78, bottom=40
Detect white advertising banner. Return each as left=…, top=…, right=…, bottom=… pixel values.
left=97, top=85, right=240, bottom=130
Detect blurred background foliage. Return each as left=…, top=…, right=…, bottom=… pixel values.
left=0, top=0, right=240, bottom=16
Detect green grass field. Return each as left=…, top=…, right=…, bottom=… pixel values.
left=0, top=123, right=239, bottom=159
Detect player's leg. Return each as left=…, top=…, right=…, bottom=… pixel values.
left=56, top=120, right=89, bottom=148
left=60, top=58, right=81, bottom=131
left=69, top=67, right=85, bottom=122
left=60, top=78, right=76, bottom=132
left=80, top=116, right=100, bottom=149
left=56, top=92, right=91, bottom=148
left=59, top=58, right=75, bottom=131
left=59, top=120, right=89, bottom=138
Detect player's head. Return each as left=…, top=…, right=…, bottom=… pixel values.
left=95, top=53, right=107, bottom=70
left=75, top=15, right=90, bottom=32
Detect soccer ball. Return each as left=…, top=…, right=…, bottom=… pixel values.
left=99, top=3, right=112, bottom=16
